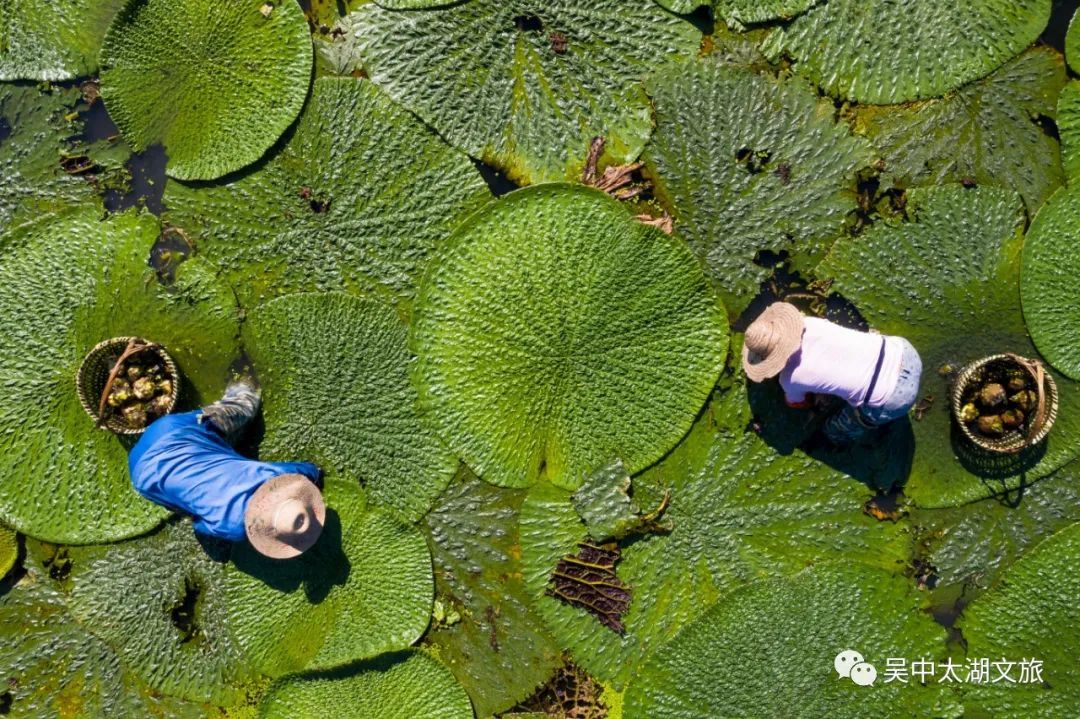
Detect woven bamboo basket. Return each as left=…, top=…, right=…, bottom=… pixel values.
left=76, top=337, right=180, bottom=435
left=951, top=353, right=1057, bottom=455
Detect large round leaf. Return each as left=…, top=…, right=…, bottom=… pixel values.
left=654, top=0, right=820, bottom=27
left=423, top=471, right=562, bottom=716
left=351, top=0, right=700, bottom=184
left=64, top=522, right=256, bottom=705
left=0, top=0, right=125, bottom=81
left=643, top=59, right=874, bottom=310
left=849, top=47, right=1066, bottom=215
left=623, top=562, right=961, bottom=719
left=1067, top=7, right=1080, bottom=74
left=1020, top=184, right=1080, bottom=380
left=0, top=568, right=217, bottom=719
left=913, top=461, right=1080, bottom=597
left=99, top=0, right=312, bottom=180
left=762, top=0, right=1052, bottom=104
left=0, top=84, right=95, bottom=234
left=0, top=206, right=240, bottom=543
left=411, top=184, right=729, bottom=490
left=957, top=522, right=1080, bottom=716
left=0, top=523, right=15, bottom=580
left=1057, top=81, right=1080, bottom=184
left=258, top=651, right=473, bottom=719
left=818, top=184, right=1080, bottom=508
left=224, top=479, right=433, bottom=677
left=165, top=77, right=489, bottom=306
left=519, top=378, right=913, bottom=687
left=244, top=292, right=457, bottom=523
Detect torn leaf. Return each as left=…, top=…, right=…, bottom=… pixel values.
left=571, top=459, right=672, bottom=543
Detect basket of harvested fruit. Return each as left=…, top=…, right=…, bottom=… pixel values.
left=951, top=353, right=1058, bottom=454
left=77, top=337, right=180, bottom=434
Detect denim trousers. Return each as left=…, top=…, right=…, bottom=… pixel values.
left=822, top=339, right=923, bottom=445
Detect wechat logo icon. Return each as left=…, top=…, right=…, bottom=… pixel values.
left=835, top=650, right=877, bottom=686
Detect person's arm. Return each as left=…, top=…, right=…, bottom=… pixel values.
left=785, top=391, right=813, bottom=410
left=268, top=461, right=323, bottom=486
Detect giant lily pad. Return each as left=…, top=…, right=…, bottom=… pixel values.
left=913, top=460, right=1080, bottom=596
left=164, top=77, right=489, bottom=306
left=424, top=471, right=562, bottom=716
left=0, top=568, right=218, bottom=719
left=957, top=521, right=1080, bottom=716
left=623, top=562, right=961, bottom=719
left=0, top=523, right=15, bottom=580
left=351, top=0, right=700, bottom=184
left=519, top=377, right=912, bottom=686
left=259, top=651, right=473, bottom=719
left=818, top=184, right=1080, bottom=508
left=0, top=206, right=239, bottom=543
left=643, top=59, right=874, bottom=309
left=849, top=47, right=1066, bottom=215
left=0, top=0, right=126, bottom=80
left=1057, top=81, right=1080, bottom=183
left=762, top=0, right=1052, bottom=104
left=99, top=0, right=312, bottom=181
left=0, top=84, right=94, bottom=233
left=244, top=292, right=457, bottom=523
left=62, top=521, right=256, bottom=705
left=224, top=479, right=433, bottom=677
left=1020, top=184, right=1080, bottom=380
left=411, top=184, right=728, bottom=490
left=654, top=0, right=820, bottom=27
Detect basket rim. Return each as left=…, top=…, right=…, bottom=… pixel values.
left=76, top=336, right=180, bottom=435
left=950, top=353, right=1058, bottom=454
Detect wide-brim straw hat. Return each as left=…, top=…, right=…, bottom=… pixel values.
left=245, top=473, right=326, bottom=559
left=741, top=302, right=806, bottom=382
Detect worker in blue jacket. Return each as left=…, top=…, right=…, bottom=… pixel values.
left=129, top=380, right=325, bottom=559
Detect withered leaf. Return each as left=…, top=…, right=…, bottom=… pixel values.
left=546, top=542, right=631, bottom=634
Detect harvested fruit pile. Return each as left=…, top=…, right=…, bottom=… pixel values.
left=958, top=365, right=1039, bottom=439
left=102, top=352, right=174, bottom=430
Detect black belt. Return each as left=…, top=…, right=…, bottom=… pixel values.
left=861, top=338, right=888, bottom=407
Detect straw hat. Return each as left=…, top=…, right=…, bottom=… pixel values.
left=244, top=473, right=326, bottom=559
left=741, top=302, right=806, bottom=382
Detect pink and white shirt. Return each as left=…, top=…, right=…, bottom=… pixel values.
left=779, top=317, right=904, bottom=409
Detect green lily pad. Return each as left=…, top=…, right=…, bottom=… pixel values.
left=423, top=470, right=562, bottom=717
left=957, top=521, right=1080, bottom=716
left=623, top=562, right=961, bottom=719
left=258, top=651, right=473, bottom=719
left=0, top=84, right=95, bottom=233
left=244, top=292, right=457, bottom=523
left=99, top=0, right=312, bottom=181
left=0, top=568, right=221, bottom=719
left=762, top=0, right=1052, bottom=104
left=643, top=59, right=875, bottom=310
left=351, top=0, right=700, bottom=184
left=1067, top=7, right=1080, bottom=73
left=818, top=184, right=1080, bottom=508
left=1020, top=184, right=1080, bottom=380
left=224, top=479, right=433, bottom=677
left=913, top=461, right=1080, bottom=596
left=0, top=206, right=239, bottom=544
left=0, top=0, right=126, bottom=81
left=1057, top=81, right=1080, bottom=183
left=654, top=0, right=820, bottom=27
left=411, top=184, right=728, bottom=490
left=519, top=377, right=912, bottom=687
left=164, top=77, right=489, bottom=306
left=0, top=523, right=16, bottom=580
left=849, top=47, right=1066, bottom=215
left=571, top=459, right=650, bottom=543
left=62, top=521, right=256, bottom=705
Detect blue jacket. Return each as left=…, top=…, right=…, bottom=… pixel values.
left=128, top=411, right=320, bottom=541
